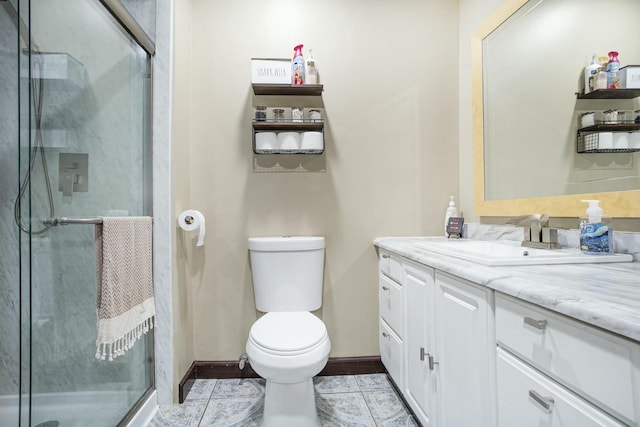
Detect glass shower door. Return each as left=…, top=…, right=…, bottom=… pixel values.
left=0, top=1, right=30, bottom=425
left=9, top=0, right=154, bottom=425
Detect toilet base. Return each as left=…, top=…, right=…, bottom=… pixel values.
left=261, top=378, right=320, bottom=427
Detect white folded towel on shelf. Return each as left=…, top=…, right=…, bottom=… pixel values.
left=95, top=216, right=154, bottom=361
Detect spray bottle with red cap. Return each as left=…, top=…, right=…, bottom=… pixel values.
left=292, top=44, right=305, bottom=85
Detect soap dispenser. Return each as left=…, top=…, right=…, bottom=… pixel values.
left=580, top=200, right=613, bottom=254
left=444, top=196, right=458, bottom=236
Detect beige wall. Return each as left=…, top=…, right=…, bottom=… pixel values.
left=173, top=0, right=460, bottom=366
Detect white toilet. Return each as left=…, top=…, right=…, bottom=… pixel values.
left=246, top=236, right=331, bottom=427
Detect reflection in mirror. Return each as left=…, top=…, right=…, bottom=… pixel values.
left=473, top=0, right=640, bottom=217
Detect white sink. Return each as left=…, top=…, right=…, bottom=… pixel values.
left=414, top=238, right=633, bottom=266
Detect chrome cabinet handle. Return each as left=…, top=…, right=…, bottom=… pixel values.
left=529, top=389, right=554, bottom=411
left=420, top=347, right=426, bottom=361
left=524, top=317, right=547, bottom=330
left=382, top=332, right=389, bottom=338
left=381, top=286, right=390, bottom=291
left=427, top=353, right=438, bottom=371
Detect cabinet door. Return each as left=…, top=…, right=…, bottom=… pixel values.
left=497, top=348, right=625, bottom=427
left=404, top=263, right=437, bottom=426
left=380, top=319, right=404, bottom=391
left=379, top=273, right=404, bottom=338
left=435, top=272, right=495, bottom=427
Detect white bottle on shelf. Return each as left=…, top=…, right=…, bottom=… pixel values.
left=306, top=49, right=318, bottom=84
left=584, top=55, right=600, bottom=94
left=444, top=196, right=458, bottom=236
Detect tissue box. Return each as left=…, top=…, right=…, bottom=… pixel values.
left=251, top=58, right=291, bottom=84
left=619, top=66, right=640, bottom=89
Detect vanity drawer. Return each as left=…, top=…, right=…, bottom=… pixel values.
left=379, top=251, right=402, bottom=284
left=379, top=273, right=404, bottom=338
left=380, top=319, right=404, bottom=392
left=497, top=348, right=625, bottom=427
left=496, top=293, right=640, bottom=424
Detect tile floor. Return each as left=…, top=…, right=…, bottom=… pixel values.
left=148, top=374, right=418, bottom=426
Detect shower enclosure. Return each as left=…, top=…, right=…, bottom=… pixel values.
left=1, top=0, right=155, bottom=425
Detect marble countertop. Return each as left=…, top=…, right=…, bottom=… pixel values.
left=374, top=236, right=640, bottom=343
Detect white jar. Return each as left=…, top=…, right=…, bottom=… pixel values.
left=292, top=107, right=303, bottom=122
left=309, top=109, right=322, bottom=122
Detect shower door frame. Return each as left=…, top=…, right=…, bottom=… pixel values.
left=15, top=0, right=158, bottom=425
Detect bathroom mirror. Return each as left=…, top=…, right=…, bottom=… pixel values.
left=472, top=0, right=640, bottom=217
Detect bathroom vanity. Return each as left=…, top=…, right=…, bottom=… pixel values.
left=374, top=237, right=640, bottom=427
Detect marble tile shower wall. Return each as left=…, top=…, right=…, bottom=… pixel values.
left=121, top=0, right=156, bottom=40
left=0, top=4, right=21, bottom=398
left=0, top=0, right=155, bottom=397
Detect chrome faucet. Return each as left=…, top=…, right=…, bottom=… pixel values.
left=507, top=214, right=558, bottom=249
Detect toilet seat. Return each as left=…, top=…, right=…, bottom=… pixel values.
left=249, top=312, right=328, bottom=356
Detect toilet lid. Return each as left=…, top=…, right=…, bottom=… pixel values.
left=250, top=312, right=327, bottom=353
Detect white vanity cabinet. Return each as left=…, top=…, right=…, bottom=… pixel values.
left=496, top=293, right=640, bottom=426
left=434, top=272, right=496, bottom=427
left=377, top=252, right=496, bottom=427
left=378, top=250, right=405, bottom=392
left=497, top=348, right=626, bottom=427
left=404, top=261, right=437, bottom=426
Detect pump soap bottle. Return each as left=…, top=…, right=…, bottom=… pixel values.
left=579, top=200, right=613, bottom=254
left=444, top=196, right=458, bottom=236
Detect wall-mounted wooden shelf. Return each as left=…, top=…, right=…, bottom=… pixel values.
left=578, top=123, right=640, bottom=133
left=576, top=89, right=640, bottom=99
left=577, top=123, right=640, bottom=153
left=252, top=83, right=323, bottom=96
left=253, top=121, right=324, bottom=132
left=251, top=84, right=325, bottom=156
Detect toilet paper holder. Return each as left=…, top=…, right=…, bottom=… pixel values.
left=178, top=209, right=206, bottom=247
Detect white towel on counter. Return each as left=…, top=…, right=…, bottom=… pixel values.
left=95, top=216, right=154, bottom=361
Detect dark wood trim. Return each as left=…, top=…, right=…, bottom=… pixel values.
left=318, top=356, right=385, bottom=376
left=252, top=83, right=324, bottom=96
left=178, top=362, right=197, bottom=404
left=178, top=356, right=384, bottom=403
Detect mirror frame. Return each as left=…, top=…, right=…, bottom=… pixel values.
left=472, top=0, right=640, bottom=217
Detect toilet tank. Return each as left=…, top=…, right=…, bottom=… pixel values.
left=248, top=236, right=325, bottom=312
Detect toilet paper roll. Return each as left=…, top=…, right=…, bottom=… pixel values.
left=178, top=209, right=205, bottom=246
left=255, top=132, right=277, bottom=150
left=277, top=132, right=300, bottom=150
left=613, top=133, right=629, bottom=149
left=300, top=132, right=324, bottom=150
left=598, top=132, right=613, bottom=149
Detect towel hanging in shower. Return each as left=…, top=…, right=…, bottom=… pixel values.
left=95, top=216, right=155, bottom=361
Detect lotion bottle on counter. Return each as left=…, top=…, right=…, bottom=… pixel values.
left=579, top=200, right=613, bottom=254
left=444, top=196, right=458, bottom=236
